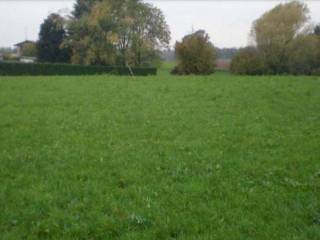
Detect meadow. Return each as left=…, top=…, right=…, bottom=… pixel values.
left=0, top=72, right=320, bottom=239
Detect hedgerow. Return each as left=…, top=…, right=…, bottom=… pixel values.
left=0, top=62, right=157, bottom=76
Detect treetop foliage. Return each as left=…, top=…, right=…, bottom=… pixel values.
left=37, top=14, right=71, bottom=63
left=68, top=0, right=170, bottom=67
left=73, top=0, right=102, bottom=18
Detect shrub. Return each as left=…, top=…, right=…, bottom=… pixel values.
left=230, top=47, right=264, bottom=75
left=172, top=30, right=216, bottom=75
left=0, top=62, right=157, bottom=76
left=287, top=35, right=320, bottom=75
left=21, top=43, right=38, bottom=57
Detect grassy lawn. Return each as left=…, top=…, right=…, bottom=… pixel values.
left=0, top=73, right=320, bottom=239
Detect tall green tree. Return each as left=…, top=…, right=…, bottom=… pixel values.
left=37, top=14, right=71, bottom=63
left=68, top=0, right=170, bottom=66
left=251, top=1, right=310, bottom=74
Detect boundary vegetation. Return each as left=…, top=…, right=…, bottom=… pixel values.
left=0, top=62, right=157, bottom=76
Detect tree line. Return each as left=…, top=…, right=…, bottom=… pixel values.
left=172, top=1, right=320, bottom=75
left=34, top=0, right=320, bottom=75
left=37, top=0, right=170, bottom=68
left=231, top=1, right=320, bottom=75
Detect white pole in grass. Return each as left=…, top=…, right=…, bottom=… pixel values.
left=126, top=62, right=134, bottom=77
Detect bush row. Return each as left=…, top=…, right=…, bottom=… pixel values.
left=231, top=35, right=320, bottom=76
left=0, top=62, right=157, bottom=76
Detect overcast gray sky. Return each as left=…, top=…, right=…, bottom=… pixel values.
left=0, top=0, right=320, bottom=48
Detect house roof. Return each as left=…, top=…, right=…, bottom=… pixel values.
left=14, top=40, right=36, bottom=47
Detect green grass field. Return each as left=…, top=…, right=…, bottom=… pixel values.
left=0, top=73, right=320, bottom=239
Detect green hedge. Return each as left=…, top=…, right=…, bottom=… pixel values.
left=0, top=62, right=157, bottom=76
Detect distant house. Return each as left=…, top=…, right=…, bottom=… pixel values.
left=14, top=40, right=35, bottom=57
left=0, top=54, right=3, bottom=61
left=14, top=40, right=37, bottom=63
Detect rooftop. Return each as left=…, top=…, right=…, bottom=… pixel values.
left=14, top=40, right=36, bottom=47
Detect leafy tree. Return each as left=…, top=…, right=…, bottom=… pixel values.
left=68, top=0, right=170, bottom=67
left=230, top=47, right=264, bottom=75
left=172, top=30, right=216, bottom=75
left=251, top=1, right=310, bottom=74
left=128, top=3, right=170, bottom=66
left=37, top=14, right=71, bottom=63
left=21, top=42, right=37, bottom=57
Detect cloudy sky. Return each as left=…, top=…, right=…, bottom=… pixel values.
left=0, top=0, right=320, bottom=48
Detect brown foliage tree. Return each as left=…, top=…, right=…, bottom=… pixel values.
left=172, top=30, right=216, bottom=75
left=251, top=1, right=310, bottom=74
